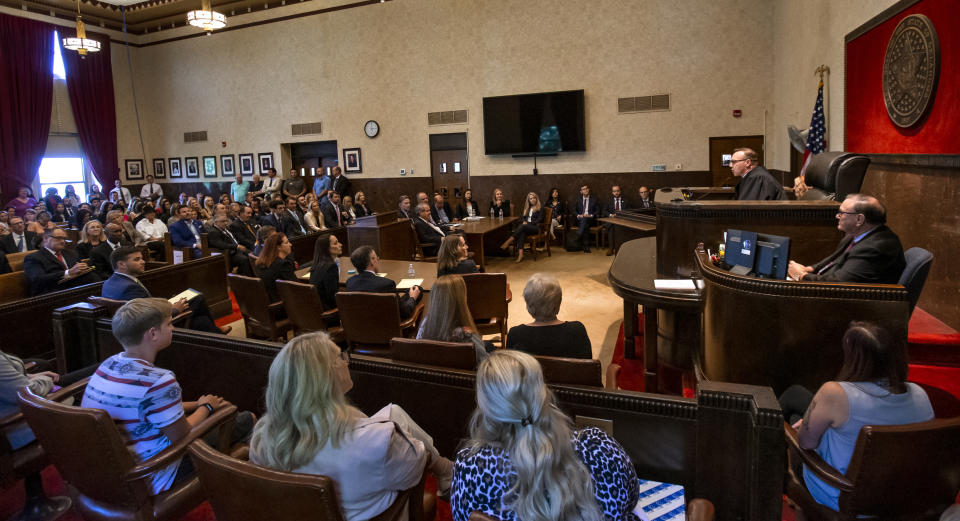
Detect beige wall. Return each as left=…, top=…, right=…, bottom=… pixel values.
left=767, top=0, right=899, bottom=171
left=114, top=0, right=778, bottom=183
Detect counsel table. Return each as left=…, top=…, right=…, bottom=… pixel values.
left=296, top=257, right=438, bottom=290
left=457, top=216, right=518, bottom=269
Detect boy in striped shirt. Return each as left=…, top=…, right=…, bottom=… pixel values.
left=81, top=298, right=237, bottom=495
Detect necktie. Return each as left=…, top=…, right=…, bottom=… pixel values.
left=818, top=240, right=856, bottom=275
left=16, top=235, right=23, bottom=252
left=615, top=198, right=621, bottom=212
left=223, top=227, right=237, bottom=245
left=188, top=222, right=200, bottom=242
left=56, top=252, right=67, bottom=268
left=583, top=198, right=588, bottom=214
left=336, top=206, right=341, bottom=226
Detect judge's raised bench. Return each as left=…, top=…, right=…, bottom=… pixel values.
left=51, top=303, right=785, bottom=521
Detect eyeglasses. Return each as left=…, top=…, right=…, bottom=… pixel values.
left=836, top=211, right=861, bottom=217
left=728, top=159, right=747, bottom=164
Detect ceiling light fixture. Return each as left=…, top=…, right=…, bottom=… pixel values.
left=62, top=0, right=101, bottom=57
left=186, top=0, right=226, bottom=33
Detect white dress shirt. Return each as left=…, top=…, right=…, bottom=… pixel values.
left=110, top=187, right=132, bottom=203
left=136, top=218, right=168, bottom=240
left=140, top=183, right=163, bottom=199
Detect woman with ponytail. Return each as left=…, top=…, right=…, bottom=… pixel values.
left=451, top=350, right=640, bottom=521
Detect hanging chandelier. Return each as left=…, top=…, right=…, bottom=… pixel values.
left=62, top=0, right=101, bottom=57
left=186, top=0, right=227, bottom=32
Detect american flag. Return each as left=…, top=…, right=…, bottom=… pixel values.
left=800, top=80, right=826, bottom=176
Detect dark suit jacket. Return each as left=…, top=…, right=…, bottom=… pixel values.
left=0, top=251, right=11, bottom=275
left=413, top=217, right=444, bottom=256
left=102, top=272, right=150, bottom=300
left=24, top=248, right=100, bottom=296
left=354, top=204, right=372, bottom=218
left=207, top=226, right=241, bottom=254
left=345, top=271, right=416, bottom=319
left=604, top=196, right=631, bottom=215
left=430, top=202, right=454, bottom=224
left=259, top=213, right=284, bottom=234
left=0, top=232, right=40, bottom=254
left=283, top=210, right=307, bottom=237
left=309, top=261, right=339, bottom=310
left=574, top=196, right=600, bottom=220
left=321, top=202, right=345, bottom=228
left=803, top=225, right=906, bottom=284
left=455, top=202, right=480, bottom=220
left=258, top=257, right=297, bottom=301
left=735, top=166, right=785, bottom=201
left=330, top=175, right=351, bottom=200
left=397, top=207, right=414, bottom=220
left=169, top=219, right=205, bottom=247
left=229, top=220, right=258, bottom=250
left=437, top=259, right=478, bottom=277
left=90, top=241, right=128, bottom=279
left=635, top=197, right=654, bottom=209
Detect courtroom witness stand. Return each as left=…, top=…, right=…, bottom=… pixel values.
left=345, top=246, right=421, bottom=320
left=437, top=235, right=478, bottom=277
left=412, top=203, right=445, bottom=257
left=455, top=189, right=479, bottom=220
left=505, top=273, right=591, bottom=359
left=140, top=174, right=163, bottom=202
left=102, top=246, right=230, bottom=335
left=603, top=185, right=629, bottom=256
left=450, top=350, right=639, bottom=521
left=730, top=147, right=785, bottom=201
left=169, top=206, right=206, bottom=258
left=309, top=235, right=343, bottom=320
left=0, top=216, right=40, bottom=254
left=208, top=214, right=254, bottom=276
left=89, top=223, right=131, bottom=279
left=23, top=228, right=101, bottom=296
left=397, top=195, right=414, bottom=220
left=543, top=187, right=566, bottom=240
left=76, top=219, right=106, bottom=260
left=353, top=191, right=372, bottom=218
left=574, top=184, right=600, bottom=253
left=416, top=275, right=489, bottom=364
left=488, top=187, right=510, bottom=218
left=229, top=205, right=259, bottom=251
left=787, top=194, right=905, bottom=284
left=499, top=192, right=543, bottom=263
left=249, top=332, right=453, bottom=520
left=780, top=321, right=933, bottom=513
left=80, top=298, right=253, bottom=496
left=304, top=201, right=326, bottom=232
left=254, top=232, right=298, bottom=302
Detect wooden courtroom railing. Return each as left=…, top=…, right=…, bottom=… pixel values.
left=53, top=305, right=785, bottom=521
left=1, top=254, right=230, bottom=364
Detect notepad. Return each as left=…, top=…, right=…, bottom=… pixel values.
left=396, top=278, right=423, bottom=290
left=653, top=279, right=697, bottom=291
left=168, top=288, right=201, bottom=304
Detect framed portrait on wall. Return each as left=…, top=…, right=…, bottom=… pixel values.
left=185, top=157, right=200, bottom=178
left=203, top=156, right=217, bottom=178
left=343, top=148, right=362, bottom=173
left=152, top=158, right=166, bottom=178
left=125, top=159, right=144, bottom=180
left=239, top=153, right=254, bottom=176
left=169, top=158, right=183, bottom=178
left=221, top=155, right=235, bottom=177
left=258, top=152, right=274, bottom=174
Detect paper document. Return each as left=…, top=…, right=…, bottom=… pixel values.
left=168, top=288, right=201, bottom=304
left=633, top=479, right=686, bottom=521
left=653, top=279, right=697, bottom=291
left=396, top=278, right=423, bottom=290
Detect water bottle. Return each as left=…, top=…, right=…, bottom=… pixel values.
left=408, top=263, right=415, bottom=277
left=498, top=208, right=503, bottom=219
left=489, top=206, right=494, bottom=219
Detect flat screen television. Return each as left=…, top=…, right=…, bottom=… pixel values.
left=482, top=89, right=586, bottom=155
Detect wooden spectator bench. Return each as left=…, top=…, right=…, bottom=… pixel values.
left=5, top=250, right=33, bottom=272
left=163, top=232, right=210, bottom=264
left=52, top=308, right=785, bottom=521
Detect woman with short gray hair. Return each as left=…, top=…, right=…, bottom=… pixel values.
left=505, top=273, right=591, bottom=359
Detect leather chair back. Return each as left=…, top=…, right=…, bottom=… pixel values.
left=390, top=337, right=476, bottom=370
left=188, top=439, right=346, bottom=521
left=897, top=247, right=933, bottom=315
left=276, top=279, right=334, bottom=333
left=534, top=355, right=602, bottom=387
left=336, top=292, right=402, bottom=354
left=460, top=273, right=508, bottom=339
left=228, top=273, right=290, bottom=340
left=840, top=418, right=960, bottom=517
left=17, top=384, right=146, bottom=507
left=801, top=152, right=870, bottom=201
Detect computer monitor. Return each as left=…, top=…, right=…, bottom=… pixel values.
left=755, top=233, right=791, bottom=279
left=724, top=229, right=757, bottom=275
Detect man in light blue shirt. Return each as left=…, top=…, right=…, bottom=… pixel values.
left=313, top=170, right=331, bottom=201
left=230, top=174, right=250, bottom=203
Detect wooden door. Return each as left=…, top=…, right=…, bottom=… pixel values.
left=431, top=149, right=468, bottom=209
left=708, top=135, right=764, bottom=187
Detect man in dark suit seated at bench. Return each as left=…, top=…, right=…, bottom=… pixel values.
left=1, top=216, right=40, bottom=254
left=23, top=228, right=101, bottom=296
left=102, top=246, right=230, bottom=335
left=413, top=203, right=445, bottom=257
left=169, top=206, right=205, bottom=258
left=788, top=194, right=905, bottom=284
left=207, top=214, right=254, bottom=276
left=345, top=245, right=421, bottom=320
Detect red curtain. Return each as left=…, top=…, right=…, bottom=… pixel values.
left=62, top=30, right=119, bottom=189
left=0, top=13, right=54, bottom=201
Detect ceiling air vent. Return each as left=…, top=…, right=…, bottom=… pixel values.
left=184, top=131, right=208, bottom=143
left=292, top=121, right=323, bottom=136
left=618, top=94, right=670, bottom=113
left=428, top=110, right=468, bottom=125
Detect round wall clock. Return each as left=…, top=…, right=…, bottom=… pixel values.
left=882, top=14, right=939, bottom=128
left=364, top=120, right=380, bottom=138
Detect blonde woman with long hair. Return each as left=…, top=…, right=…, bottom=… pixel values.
left=451, top=350, right=639, bottom=521
left=250, top=332, right=454, bottom=521
left=416, top=275, right=488, bottom=363
left=499, top=192, right=543, bottom=262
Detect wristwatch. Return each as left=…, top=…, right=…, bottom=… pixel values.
left=201, top=403, right=214, bottom=415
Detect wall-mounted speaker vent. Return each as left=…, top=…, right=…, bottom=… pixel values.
left=184, top=131, right=208, bottom=143
left=427, top=110, right=468, bottom=125
left=618, top=94, right=670, bottom=113
left=292, top=121, right=323, bottom=136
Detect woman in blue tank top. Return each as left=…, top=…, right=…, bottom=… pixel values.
left=782, top=321, right=934, bottom=511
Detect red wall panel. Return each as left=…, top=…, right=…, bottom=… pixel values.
left=845, top=0, right=960, bottom=153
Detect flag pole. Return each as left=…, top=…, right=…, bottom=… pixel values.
left=815, top=64, right=830, bottom=148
